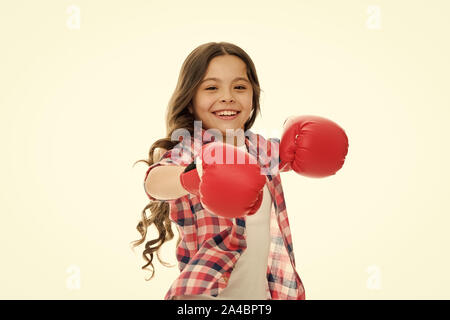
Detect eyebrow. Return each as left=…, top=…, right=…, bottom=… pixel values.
left=201, top=77, right=250, bottom=84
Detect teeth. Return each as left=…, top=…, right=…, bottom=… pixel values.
left=215, top=110, right=238, bottom=116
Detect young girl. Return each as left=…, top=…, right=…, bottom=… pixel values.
left=132, top=42, right=348, bottom=300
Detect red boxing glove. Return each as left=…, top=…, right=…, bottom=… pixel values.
left=180, top=142, right=266, bottom=218
left=279, top=115, right=349, bottom=177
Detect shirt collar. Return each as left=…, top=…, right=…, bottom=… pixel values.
left=189, top=126, right=272, bottom=173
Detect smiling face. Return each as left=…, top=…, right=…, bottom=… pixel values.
left=189, top=55, right=253, bottom=144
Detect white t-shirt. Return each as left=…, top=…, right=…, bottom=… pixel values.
left=175, top=143, right=272, bottom=300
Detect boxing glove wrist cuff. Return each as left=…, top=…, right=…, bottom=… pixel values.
left=179, top=161, right=201, bottom=196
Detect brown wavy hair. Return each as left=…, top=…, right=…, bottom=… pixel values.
left=130, top=41, right=263, bottom=280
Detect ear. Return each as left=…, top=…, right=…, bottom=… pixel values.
left=188, top=105, right=193, bottom=114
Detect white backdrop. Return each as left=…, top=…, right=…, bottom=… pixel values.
left=1, top=0, right=449, bottom=299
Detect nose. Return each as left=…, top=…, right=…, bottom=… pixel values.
left=221, top=98, right=234, bottom=103
left=220, top=87, right=235, bottom=104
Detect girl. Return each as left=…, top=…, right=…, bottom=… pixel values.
left=132, top=42, right=306, bottom=300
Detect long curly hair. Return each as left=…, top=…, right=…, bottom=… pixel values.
left=131, top=41, right=263, bottom=280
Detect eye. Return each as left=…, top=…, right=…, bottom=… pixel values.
left=205, top=86, right=247, bottom=90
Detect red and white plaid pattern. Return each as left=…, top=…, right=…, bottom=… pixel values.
left=143, top=127, right=305, bottom=300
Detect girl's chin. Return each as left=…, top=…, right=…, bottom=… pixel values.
left=201, top=125, right=245, bottom=136
left=200, top=118, right=246, bottom=133
left=215, top=124, right=245, bottom=132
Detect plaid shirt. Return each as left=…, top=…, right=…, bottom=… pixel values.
left=143, top=127, right=305, bottom=300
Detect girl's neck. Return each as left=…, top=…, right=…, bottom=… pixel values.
left=223, top=132, right=246, bottom=148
